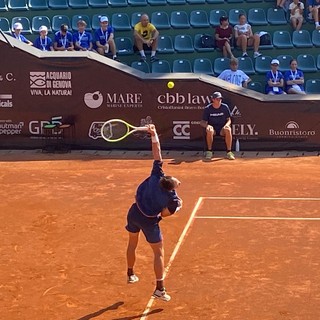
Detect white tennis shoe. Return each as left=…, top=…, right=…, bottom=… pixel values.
left=127, top=274, right=139, bottom=284
left=152, top=288, right=171, bottom=302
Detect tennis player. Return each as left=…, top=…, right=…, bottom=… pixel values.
left=125, top=124, right=182, bottom=302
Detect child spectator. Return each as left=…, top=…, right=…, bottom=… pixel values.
left=73, top=20, right=93, bottom=51
left=11, top=22, right=33, bottom=45
left=33, top=26, right=53, bottom=51
left=289, top=0, right=305, bottom=31
left=284, top=59, right=306, bottom=94
left=265, top=59, right=286, bottom=95
left=54, top=24, right=74, bottom=51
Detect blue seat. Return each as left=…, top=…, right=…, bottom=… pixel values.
left=8, top=0, right=28, bottom=10
left=131, top=12, right=142, bottom=27
left=207, top=0, right=224, bottom=3
left=172, top=59, right=192, bottom=72
left=226, top=0, right=243, bottom=3
left=258, top=31, right=273, bottom=49
left=317, top=54, right=320, bottom=70
left=167, top=0, right=185, bottom=3
left=28, top=0, right=48, bottom=10
left=193, top=58, right=214, bottom=75
left=209, top=9, right=227, bottom=27
left=248, top=8, right=268, bottom=25
left=128, top=0, right=146, bottom=5
left=131, top=61, right=150, bottom=73
left=69, top=0, right=88, bottom=8
left=48, top=0, right=68, bottom=8
left=72, top=15, right=91, bottom=31
left=151, top=59, right=171, bottom=73
left=254, top=55, right=272, bottom=74
left=0, top=0, right=8, bottom=11
left=273, top=30, right=293, bottom=49
left=115, top=37, right=133, bottom=55
left=187, top=0, right=205, bottom=3
left=157, top=35, right=174, bottom=53
left=92, top=14, right=108, bottom=29
left=292, top=30, right=313, bottom=48
left=238, top=56, right=255, bottom=75
left=276, top=54, right=293, bottom=73
left=248, top=81, right=263, bottom=93
left=151, top=11, right=170, bottom=29
left=32, top=15, right=52, bottom=33
left=246, top=0, right=262, bottom=3
left=108, top=0, right=128, bottom=6
left=174, top=34, right=194, bottom=53
left=52, top=15, right=70, bottom=32
left=190, top=10, right=209, bottom=28
left=88, top=0, right=108, bottom=6
left=213, top=57, right=230, bottom=75
left=170, top=11, right=190, bottom=29
left=267, top=8, right=287, bottom=25
left=312, top=29, right=320, bottom=47
left=0, top=17, right=10, bottom=32
left=297, top=54, right=317, bottom=72
left=305, top=79, right=320, bottom=94
left=147, top=0, right=166, bottom=5
left=194, top=33, right=215, bottom=52
left=229, top=9, right=246, bottom=26
left=111, top=13, right=131, bottom=31
left=11, top=17, right=31, bottom=34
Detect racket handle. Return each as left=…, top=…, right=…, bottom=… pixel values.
left=136, top=126, right=149, bottom=132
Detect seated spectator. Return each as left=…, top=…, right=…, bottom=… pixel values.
left=54, top=24, right=74, bottom=51
left=265, top=59, right=286, bottom=95
left=277, top=0, right=286, bottom=9
left=234, top=14, right=261, bottom=58
left=73, top=20, right=93, bottom=51
left=218, top=58, right=251, bottom=88
left=33, top=26, right=53, bottom=51
left=289, top=0, right=304, bottom=31
left=11, top=22, right=33, bottom=45
left=133, top=14, right=159, bottom=63
left=308, top=0, right=320, bottom=29
left=94, top=16, right=119, bottom=61
left=284, top=59, right=306, bottom=94
left=215, top=16, right=234, bottom=59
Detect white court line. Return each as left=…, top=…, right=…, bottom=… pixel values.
left=139, top=197, right=203, bottom=320
left=195, top=216, right=320, bottom=221
left=204, top=196, right=320, bottom=201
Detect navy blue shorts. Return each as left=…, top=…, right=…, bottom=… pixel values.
left=125, top=203, right=162, bottom=243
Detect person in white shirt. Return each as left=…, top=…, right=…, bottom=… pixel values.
left=218, top=58, right=251, bottom=88
left=289, top=0, right=305, bottom=31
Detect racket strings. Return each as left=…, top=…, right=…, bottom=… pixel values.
left=102, top=121, right=129, bottom=141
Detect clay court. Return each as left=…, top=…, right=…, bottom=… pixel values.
left=0, top=150, right=319, bottom=320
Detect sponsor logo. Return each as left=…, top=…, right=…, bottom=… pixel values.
left=0, top=73, right=15, bottom=82
left=29, top=72, right=72, bottom=96
left=84, top=91, right=103, bottom=109
left=29, top=116, right=62, bottom=136
left=0, top=120, right=24, bottom=135
left=0, top=94, right=13, bottom=108
left=232, top=124, right=258, bottom=137
left=157, top=93, right=210, bottom=110
left=88, top=122, right=104, bottom=139
left=173, top=121, right=191, bottom=140
left=269, top=121, right=316, bottom=139
left=230, top=105, right=241, bottom=118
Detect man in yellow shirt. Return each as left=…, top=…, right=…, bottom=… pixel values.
left=133, top=14, right=159, bottom=63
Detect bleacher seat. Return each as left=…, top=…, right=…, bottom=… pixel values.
left=194, top=33, right=215, bottom=52
left=167, top=0, right=186, bottom=3
left=92, top=14, right=108, bottom=29
left=52, top=15, right=70, bottom=32
left=209, top=9, right=227, bottom=27
left=229, top=9, right=246, bottom=26
left=170, top=11, right=190, bottom=29
left=147, top=0, right=166, bottom=5
left=246, top=0, right=262, bottom=3
left=248, top=8, right=268, bottom=25
left=131, top=12, right=142, bottom=27
left=273, top=30, right=293, bottom=49
left=157, top=35, right=174, bottom=53
left=111, top=13, right=131, bottom=31
left=190, top=10, right=209, bottom=28
left=292, top=30, right=313, bottom=48
left=317, top=54, right=320, bottom=70
left=28, top=0, right=48, bottom=10
left=131, top=61, right=150, bottom=72
left=297, top=54, right=317, bottom=72
left=267, top=8, right=287, bottom=25
left=305, top=79, right=320, bottom=94
left=69, top=0, right=88, bottom=8
left=48, top=0, right=68, bottom=9
left=8, top=0, right=29, bottom=10
left=11, top=17, right=31, bottom=34
left=227, top=0, right=243, bottom=3
left=172, top=59, right=192, bottom=72
left=213, top=57, right=230, bottom=75
left=115, top=37, right=133, bottom=55
left=32, top=15, right=52, bottom=33
left=174, top=34, right=194, bottom=52
left=108, top=0, right=128, bottom=6
left=0, top=0, right=8, bottom=11
left=276, top=54, right=293, bottom=72
left=88, top=0, right=108, bottom=7
left=187, top=0, right=205, bottom=4
left=72, top=15, right=91, bottom=31
left=151, top=11, right=170, bottom=29
left=207, top=0, right=224, bottom=3
left=248, top=81, right=264, bottom=93
left=0, top=17, right=10, bottom=33
left=312, top=29, right=320, bottom=47
left=254, top=55, right=272, bottom=74
left=151, top=59, right=171, bottom=73
left=258, top=31, right=273, bottom=49
left=193, top=58, right=214, bottom=75
left=238, top=56, right=255, bottom=75
left=128, top=0, right=147, bottom=5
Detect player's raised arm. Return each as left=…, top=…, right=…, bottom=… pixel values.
left=148, top=124, right=162, bottom=162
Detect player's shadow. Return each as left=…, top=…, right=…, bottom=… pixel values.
left=112, top=308, right=163, bottom=320
left=77, top=301, right=124, bottom=320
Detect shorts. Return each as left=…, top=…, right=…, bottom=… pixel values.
left=125, top=203, right=162, bottom=243
left=213, top=126, right=224, bottom=136
left=133, top=43, right=152, bottom=52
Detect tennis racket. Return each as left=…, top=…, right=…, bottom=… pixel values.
left=100, top=119, right=149, bottom=142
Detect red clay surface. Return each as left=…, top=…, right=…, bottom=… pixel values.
left=0, top=151, right=319, bottom=320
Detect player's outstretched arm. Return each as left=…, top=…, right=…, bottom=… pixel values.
left=148, top=125, right=162, bottom=162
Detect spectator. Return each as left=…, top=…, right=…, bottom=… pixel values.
left=94, top=16, right=119, bottom=61
left=73, top=20, right=93, bottom=51
left=234, top=14, right=261, bottom=58
left=284, top=59, right=306, bottom=94
left=11, top=22, right=32, bottom=45
left=277, top=0, right=286, bottom=9
left=133, top=14, right=159, bottom=63
left=33, top=26, right=53, bottom=51
left=54, top=24, right=74, bottom=51
left=215, top=16, right=234, bottom=59
left=218, top=57, right=251, bottom=88
left=308, top=0, right=320, bottom=29
left=289, top=0, right=304, bottom=31
left=200, top=92, right=235, bottom=161
left=265, top=59, right=286, bottom=95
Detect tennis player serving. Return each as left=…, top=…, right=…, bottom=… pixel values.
left=125, top=124, right=182, bottom=302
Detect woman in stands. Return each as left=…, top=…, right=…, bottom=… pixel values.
left=215, top=16, right=235, bottom=59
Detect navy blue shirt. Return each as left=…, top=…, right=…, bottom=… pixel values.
left=33, top=36, right=53, bottom=51
left=202, top=103, right=231, bottom=129
left=135, top=160, right=181, bottom=217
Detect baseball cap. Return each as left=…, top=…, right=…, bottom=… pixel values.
left=271, top=59, right=280, bottom=65
left=100, top=16, right=109, bottom=23
left=211, top=91, right=223, bottom=99
left=13, top=22, right=23, bottom=30
left=39, top=25, right=48, bottom=32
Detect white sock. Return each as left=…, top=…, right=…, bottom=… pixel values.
left=315, top=22, right=320, bottom=26
left=139, top=50, right=145, bottom=57
left=151, top=51, right=156, bottom=57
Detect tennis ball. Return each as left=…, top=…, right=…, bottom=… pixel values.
left=167, top=81, right=174, bottom=89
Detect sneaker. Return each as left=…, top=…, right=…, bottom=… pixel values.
left=140, top=56, right=147, bottom=62
left=316, top=25, right=320, bottom=30
left=150, top=55, right=159, bottom=63
left=113, top=56, right=120, bottom=62
left=254, top=52, right=262, bottom=58
left=153, top=288, right=171, bottom=302
left=226, top=151, right=235, bottom=160
left=242, top=52, right=248, bottom=57
left=204, top=151, right=213, bottom=160
left=127, top=274, right=139, bottom=284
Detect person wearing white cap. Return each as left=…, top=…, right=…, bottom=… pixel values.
left=11, top=22, right=33, bottom=45
left=54, top=24, right=74, bottom=51
left=200, top=92, right=235, bottom=160
left=33, top=25, right=53, bottom=51
left=265, top=59, right=286, bottom=95
left=94, top=16, right=119, bottom=61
